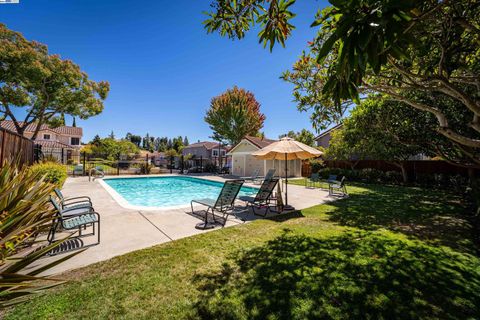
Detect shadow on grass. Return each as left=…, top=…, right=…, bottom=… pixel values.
left=324, top=184, right=475, bottom=253
left=192, top=231, right=480, bottom=320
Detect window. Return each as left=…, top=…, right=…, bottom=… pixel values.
left=71, top=137, right=80, bottom=145
left=212, top=150, right=219, bottom=157
left=43, top=134, right=50, bottom=140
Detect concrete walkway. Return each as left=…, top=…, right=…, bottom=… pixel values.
left=41, top=175, right=330, bottom=275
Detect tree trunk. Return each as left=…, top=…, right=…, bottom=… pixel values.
left=400, top=164, right=409, bottom=183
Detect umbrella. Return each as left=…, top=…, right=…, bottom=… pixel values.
left=251, top=137, right=323, bottom=209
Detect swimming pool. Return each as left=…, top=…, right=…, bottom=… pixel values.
left=101, top=176, right=258, bottom=209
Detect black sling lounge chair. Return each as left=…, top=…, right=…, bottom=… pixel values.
left=191, top=179, right=245, bottom=230
left=239, top=178, right=279, bottom=216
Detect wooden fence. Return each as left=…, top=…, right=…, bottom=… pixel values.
left=302, top=160, right=479, bottom=178
left=0, top=128, right=35, bottom=167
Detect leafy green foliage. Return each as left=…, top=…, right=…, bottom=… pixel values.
left=0, top=163, right=79, bottom=307
left=0, top=24, right=109, bottom=139
left=204, top=0, right=480, bottom=164
left=204, top=0, right=296, bottom=51
left=29, top=162, right=67, bottom=188
left=82, top=138, right=139, bottom=160
left=205, top=86, right=266, bottom=145
left=279, top=129, right=316, bottom=146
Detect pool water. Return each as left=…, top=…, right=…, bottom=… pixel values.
left=103, top=176, right=258, bottom=208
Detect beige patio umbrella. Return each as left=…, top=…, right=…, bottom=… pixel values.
left=251, top=137, right=323, bottom=209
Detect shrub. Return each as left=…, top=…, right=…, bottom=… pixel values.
left=204, top=163, right=217, bottom=173
left=140, top=162, right=153, bottom=174
left=29, top=162, right=67, bottom=187
left=309, top=159, right=324, bottom=173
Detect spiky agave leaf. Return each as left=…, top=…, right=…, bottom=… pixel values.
left=0, top=161, right=83, bottom=308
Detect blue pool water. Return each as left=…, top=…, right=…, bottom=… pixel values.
left=103, top=176, right=258, bottom=208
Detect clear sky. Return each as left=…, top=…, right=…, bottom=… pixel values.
left=0, top=0, right=329, bottom=143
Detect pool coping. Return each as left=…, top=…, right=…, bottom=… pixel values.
left=97, top=175, right=258, bottom=211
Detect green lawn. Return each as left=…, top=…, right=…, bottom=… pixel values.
left=5, top=182, right=480, bottom=319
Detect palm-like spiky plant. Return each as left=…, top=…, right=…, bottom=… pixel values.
left=0, top=162, right=80, bottom=307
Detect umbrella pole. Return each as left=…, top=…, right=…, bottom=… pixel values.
left=285, top=153, right=288, bottom=206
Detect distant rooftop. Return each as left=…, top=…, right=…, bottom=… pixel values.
left=0, top=120, right=83, bottom=136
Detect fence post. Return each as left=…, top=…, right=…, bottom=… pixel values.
left=117, top=154, right=120, bottom=176
left=146, top=154, right=149, bottom=175
left=0, top=129, right=5, bottom=165
left=61, top=148, right=65, bottom=164
left=82, top=152, right=86, bottom=176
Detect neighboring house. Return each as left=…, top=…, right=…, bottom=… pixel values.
left=0, top=120, right=82, bottom=163
left=315, top=123, right=343, bottom=148
left=182, top=141, right=228, bottom=167
left=228, top=136, right=303, bottom=178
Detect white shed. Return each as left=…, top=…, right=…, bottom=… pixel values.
left=228, top=136, right=302, bottom=178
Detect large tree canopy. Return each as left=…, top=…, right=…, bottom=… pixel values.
left=205, top=86, right=266, bottom=146
left=0, top=24, right=109, bottom=139
left=204, top=0, right=480, bottom=165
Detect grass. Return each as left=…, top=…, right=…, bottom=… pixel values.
left=5, top=182, right=480, bottom=319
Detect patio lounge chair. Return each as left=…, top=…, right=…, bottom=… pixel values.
left=306, top=173, right=320, bottom=188
left=240, top=168, right=260, bottom=182
left=328, top=176, right=347, bottom=197
left=253, top=168, right=276, bottom=185
left=190, top=179, right=245, bottom=229
left=239, top=178, right=279, bottom=216
left=327, top=174, right=338, bottom=184
left=54, top=188, right=93, bottom=211
left=73, top=164, right=84, bottom=176
left=47, top=196, right=100, bottom=252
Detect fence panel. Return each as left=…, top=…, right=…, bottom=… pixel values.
left=0, top=128, right=34, bottom=167
left=302, top=159, right=479, bottom=179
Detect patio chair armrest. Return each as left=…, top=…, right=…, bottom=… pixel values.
left=191, top=199, right=211, bottom=208
left=59, top=206, right=93, bottom=214
left=63, top=200, right=93, bottom=208
left=64, top=196, right=92, bottom=202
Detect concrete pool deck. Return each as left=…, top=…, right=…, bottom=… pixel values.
left=41, top=174, right=331, bottom=275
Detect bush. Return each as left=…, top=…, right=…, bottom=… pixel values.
left=29, top=162, right=67, bottom=187
left=309, top=159, right=324, bottom=173
left=204, top=163, right=217, bottom=173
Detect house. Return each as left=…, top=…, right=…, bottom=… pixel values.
left=182, top=141, right=229, bottom=167
left=227, top=136, right=303, bottom=178
left=315, top=123, right=343, bottom=148
left=0, top=120, right=82, bottom=163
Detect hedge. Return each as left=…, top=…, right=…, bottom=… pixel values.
left=29, top=162, right=67, bottom=188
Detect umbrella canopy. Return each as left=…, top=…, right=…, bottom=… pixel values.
left=252, top=137, right=323, bottom=208
left=251, top=137, right=323, bottom=160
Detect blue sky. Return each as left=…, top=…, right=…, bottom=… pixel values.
left=0, top=0, right=328, bottom=143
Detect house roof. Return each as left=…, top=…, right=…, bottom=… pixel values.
left=314, top=123, right=343, bottom=140
left=244, top=135, right=277, bottom=149
left=228, top=136, right=277, bottom=154
left=0, top=120, right=83, bottom=136
left=35, top=140, right=74, bottom=149
left=184, top=141, right=226, bottom=150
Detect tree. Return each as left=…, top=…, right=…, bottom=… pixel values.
left=326, top=98, right=442, bottom=182
left=183, top=136, right=189, bottom=146
left=204, top=0, right=480, bottom=166
left=72, top=117, right=76, bottom=127
left=279, top=129, right=316, bottom=146
left=205, top=86, right=266, bottom=146
left=90, top=134, right=101, bottom=147
left=108, top=131, right=115, bottom=139
left=84, top=137, right=139, bottom=160
left=0, top=24, right=109, bottom=140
